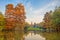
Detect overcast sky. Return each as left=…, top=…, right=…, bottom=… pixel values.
left=0, top=0, right=60, bottom=24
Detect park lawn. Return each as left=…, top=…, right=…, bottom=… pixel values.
left=27, top=27, right=40, bottom=31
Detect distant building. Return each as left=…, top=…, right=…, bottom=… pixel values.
left=33, top=23, right=38, bottom=28
left=30, top=22, right=33, bottom=27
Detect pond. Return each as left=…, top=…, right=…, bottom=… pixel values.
left=0, top=31, right=60, bottom=40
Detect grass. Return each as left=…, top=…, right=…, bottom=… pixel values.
left=27, top=27, right=40, bottom=31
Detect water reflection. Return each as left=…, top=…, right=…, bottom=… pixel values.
left=4, top=31, right=14, bottom=40
left=24, top=31, right=45, bottom=40
left=0, top=31, right=4, bottom=40
left=0, top=31, right=60, bottom=40
left=14, top=30, right=24, bottom=40
left=24, top=31, right=60, bottom=40
left=40, top=32, right=60, bottom=40
left=0, top=30, right=24, bottom=40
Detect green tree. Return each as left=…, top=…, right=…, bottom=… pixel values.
left=24, top=22, right=30, bottom=30
left=52, top=7, right=60, bottom=32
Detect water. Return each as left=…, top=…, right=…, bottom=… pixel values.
left=0, top=31, right=60, bottom=40
left=24, top=31, right=45, bottom=40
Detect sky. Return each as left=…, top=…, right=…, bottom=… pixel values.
left=0, top=0, right=60, bottom=24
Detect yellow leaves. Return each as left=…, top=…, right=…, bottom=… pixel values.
left=0, top=14, right=4, bottom=21
left=0, top=12, right=4, bottom=31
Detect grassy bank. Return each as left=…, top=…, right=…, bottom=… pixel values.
left=27, top=27, right=40, bottom=31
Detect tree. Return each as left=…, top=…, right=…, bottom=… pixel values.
left=51, top=7, right=60, bottom=32
left=5, top=3, right=26, bottom=30
left=0, top=12, right=4, bottom=31
left=38, top=22, right=44, bottom=28
left=43, top=11, right=52, bottom=28
left=24, top=22, right=30, bottom=30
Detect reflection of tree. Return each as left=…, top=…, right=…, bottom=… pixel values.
left=3, top=31, right=24, bottom=40
left=24, top=31, right=29, bottom=36
left=4, top=31, right=14, bottom=40
left=40, top=32, right=60, bottom=40
left=0, top=31, right=4, bottom=40
left=14, top=31, right=24, bottom=40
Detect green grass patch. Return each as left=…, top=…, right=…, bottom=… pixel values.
left=27, top=27, right=40, bottom=31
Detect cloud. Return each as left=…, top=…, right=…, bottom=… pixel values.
left=25, top=0, right=59, bottom=24
left=33, top=0, right=58, bottom=15
left=26, top=15, right=44, bottom=24
left=25, top=2, right=33, bottom=13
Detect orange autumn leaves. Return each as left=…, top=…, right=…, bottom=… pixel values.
left=5, top=3, right=26, bottom=30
